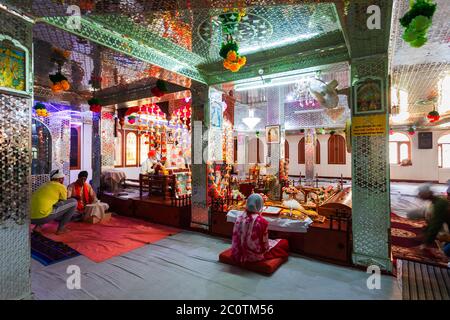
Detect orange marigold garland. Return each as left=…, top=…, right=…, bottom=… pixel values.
left=220, top=39, right=246, bottom=73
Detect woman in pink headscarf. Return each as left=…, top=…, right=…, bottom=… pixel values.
left=231, top=193, right=289, bottom=264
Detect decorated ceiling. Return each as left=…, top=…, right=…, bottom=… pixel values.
left=4, top=0, right=349, bottom=85
left=2, top=0, right=449, bottom=128
left=389, top=0, right=450, bottom=128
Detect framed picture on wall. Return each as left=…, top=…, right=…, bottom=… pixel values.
left=166, top=128, right=175, bottom=144
left=210, top=100, right=223, bottom=128
left=266, top=125, right=280, bottom=144
left=353, top=77, right=385, bottom=115
left=418, top=132, right=432, bottom=149
left=0, top=36, right=30, bottom=96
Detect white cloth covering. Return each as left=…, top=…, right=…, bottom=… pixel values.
left=227, top=210, right=313, bottom=233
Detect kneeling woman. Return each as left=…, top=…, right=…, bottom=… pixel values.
left=232, top=193, right=289, bottom=264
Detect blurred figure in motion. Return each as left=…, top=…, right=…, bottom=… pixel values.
left=416, top=183, right=450, bottom=254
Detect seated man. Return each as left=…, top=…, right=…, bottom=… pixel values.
left=141, top=150, right=161, bottom=174
left=67, top=171, right=97, bottom=214
left=31, top=169, right=77, bottom=234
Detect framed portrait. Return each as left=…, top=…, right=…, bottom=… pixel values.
left=353, top=77, right=385, bottom=115
left=266, top=125, right=280, bottom=144
left=166, top=128, right=175, bottom=144
left=0, top=35, right=30, bottom=96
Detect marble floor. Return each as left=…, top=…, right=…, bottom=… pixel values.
left=31, top=231, right=401, bottom=300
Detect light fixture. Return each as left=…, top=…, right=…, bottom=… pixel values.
left=242, top=109, right=261, bottom=130
left=239, top=33, right=319, bottom=55
left=235, top=71, right=316, bottom=92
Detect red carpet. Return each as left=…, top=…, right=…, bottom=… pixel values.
left=391, top=213, right=448, bottom=268
left=37, top=215, right=180, bottom=263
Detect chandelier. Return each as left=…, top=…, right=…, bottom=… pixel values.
left=242, top=109, right=261, bottom=130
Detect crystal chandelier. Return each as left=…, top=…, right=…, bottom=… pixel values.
left=242, top=109, right=261, bottom=130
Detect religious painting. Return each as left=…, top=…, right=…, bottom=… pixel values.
left=353, top=77, right=385, bottom=115
left=0, top=39, right=26, bottom=93
left=266, top=125, right=280, bottom=144
left=167, top=128, right=175, bottom=144
left=210, top=100, right=223, bottom=128
left=174, top=172, right=192, bottom=198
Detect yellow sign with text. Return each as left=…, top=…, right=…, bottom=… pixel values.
left=352, top=114, right=386, bottom=136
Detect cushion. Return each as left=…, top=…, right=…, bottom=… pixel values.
left=219, top=248, right=287, bottom=275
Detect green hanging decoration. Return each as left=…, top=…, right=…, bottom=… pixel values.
left=400, top=0, right=437, bottom=48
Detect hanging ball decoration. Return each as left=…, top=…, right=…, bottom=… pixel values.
left=408, top=126, right=416, bottom=136
left=88, top=97, right=102, bottom=113
left=427, top=110, right=440, bottom=123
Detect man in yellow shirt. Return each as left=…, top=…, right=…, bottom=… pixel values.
left=31, top=169, right=77, bottom=234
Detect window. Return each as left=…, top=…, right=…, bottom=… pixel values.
left=389, top=132, right=411, bottom=165
left=298, top=138, right=305, bottom=164
left=316, top=139, right=321, bottom=164
left=438, top=75, right=450, bottom=115
left=328, top=135, right=346, bottom=165
left=70, top=125, right=81, bottom=170
left=114, top=131, right=123, bottom=167
left=248, top=138, right=264, bottom=164
left=234, top=137, right=238, bottom=163
left=139, top=134, right=149, bottom=165
left=125, top=131, right=138, bottom=166
left=298, top=137, right=321, bottom=164
left=438, top=134, right=450, bottom=168
left=285, top=140, right=289, bottom=160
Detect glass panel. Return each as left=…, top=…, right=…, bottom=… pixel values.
left=389, top=142, right=398, bottom=164
left=114, top=132, right=122, bottom=166
left=443, top=144, right=450, bottom=169
left=140, top=135, right=149, bottom=165
left=399, top=143, right=409, bottom=162
left=126, top=132, right=137, bottom=166
left=389, top=132, right=409, bottom=142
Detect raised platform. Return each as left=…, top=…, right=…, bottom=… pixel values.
left=210, top=211, right=352, bottom=266
left=100, top=190, right=191, bottom=229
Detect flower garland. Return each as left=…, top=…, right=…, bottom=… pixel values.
left=220, top=39, right=246, bottom=72
left=400, top=0, right=437, bottom=48
left=49, top=47, right=71, bottom=93
left=34, top=102, right=49, bottom=117
left=427, top=110, right=440, bottom=123
left=49, top=72, right=70, bottom=93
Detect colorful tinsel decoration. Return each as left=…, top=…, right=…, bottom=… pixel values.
left=34, top=102, right=49, bottom=117
left=400, top=0, right=437, bottom=48
left=220, top=39, right=246, bottom=72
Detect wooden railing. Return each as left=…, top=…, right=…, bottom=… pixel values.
left=211, top=197, right=241, bottom=214
left=170, top=194, right=192, bottom=207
